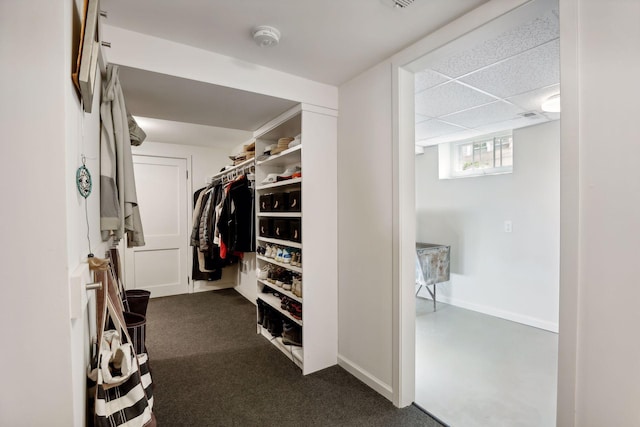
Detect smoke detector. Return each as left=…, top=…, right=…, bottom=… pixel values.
left=381, top=0, right=416, bottom=8
left=393, top=0, right=415, bottom=7
left=252, top=26, right=281, bottom=47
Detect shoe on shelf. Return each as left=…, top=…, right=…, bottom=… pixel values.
left=282, top=248, right=291, bottom=264
left=292, top=276, right=302, bottom=298
left=261, top=173, right=279, bottom=185
left=276, top=166, right=302, bottom=182
left=282, top=322, right=302, bottom=346
left=257, top=265, right=270, bottom=280
left=257, top=300, right=265, bottom=325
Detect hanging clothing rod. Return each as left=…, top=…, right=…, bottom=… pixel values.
left=207, top=158, right=255, bottom=184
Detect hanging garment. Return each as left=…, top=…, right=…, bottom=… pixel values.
left=100, top=64, right=145, bottom=247
left=217, top=175, right=255, bottom=257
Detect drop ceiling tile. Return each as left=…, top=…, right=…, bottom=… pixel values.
left=459, top=40, right=560, bottom=99
left=415, top=113, right=430, bottom=124
left=474, top=114, right=549, bottom=134
left=507, top=84, right=560, bottom=112
left=415, top=70, right=449, bottom=92
left=440, top=101, right=525, bottom=129
left=417, top=129, right=485, bottom=146
left=429, top=10, right=559, bottom=78
left=415, top=119, right=468, bottom=141
left=415, top=81, right=496, bottom=117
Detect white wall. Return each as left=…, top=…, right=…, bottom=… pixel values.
left=558, top=0, right=640, bottom=426
left=1, top=0, right=104, bottom=425
left=102, top=25, right=338, bottom=111
left=415, top=121, right=560, bottom=331
left=337, top=61, right=395, bottom=398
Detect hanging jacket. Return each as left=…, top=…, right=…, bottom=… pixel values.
left=100, top=64, right=145, bottom=247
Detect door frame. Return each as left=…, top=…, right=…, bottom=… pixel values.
left=388, top=2, right=577, bottom=422
left=121, top=153, right=193, bottom=295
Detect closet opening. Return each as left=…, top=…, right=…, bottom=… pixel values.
left=394, top=0, right=560, bottom=425
left=114, top=65, right=297, bottom=300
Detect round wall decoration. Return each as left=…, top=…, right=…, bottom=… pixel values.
left=76, top=164, right=92, bottom=198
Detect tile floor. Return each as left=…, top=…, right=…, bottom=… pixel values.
left=415, top=298, right=558, bottom=427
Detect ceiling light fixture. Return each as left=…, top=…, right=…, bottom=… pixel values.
left=541, top=94, right=561, bottom=113
left=252, top=25, right=281, bottom=47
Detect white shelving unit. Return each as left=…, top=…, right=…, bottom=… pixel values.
left=253, top=104, right=338, bottom=375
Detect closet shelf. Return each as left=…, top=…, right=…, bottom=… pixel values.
left=258, top=279, right=302, bottom=303
left=257, top=255, right=303, bottom=273
left=257, top=212, right=302, bottom=218
left=256, top=145, right=301, bottom=167
left=258, top=292, right=303, bottom=326
left=256, top=177, right=302, bottom=191
left=258, top=326, right=304, bottom=367
left=257, top=237, right=302, bottom=249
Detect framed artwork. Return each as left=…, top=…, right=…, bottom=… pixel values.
left=72, top=0, right=100, bottom=113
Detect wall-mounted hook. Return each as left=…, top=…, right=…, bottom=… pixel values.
left=100, top=10, right=108, bottom=18
left=101, top=41, right=111, bottom=48
left=86, top=282, right=102, bottom=291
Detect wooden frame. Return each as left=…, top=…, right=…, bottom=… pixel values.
left=72, top=0, right=100, bottom=113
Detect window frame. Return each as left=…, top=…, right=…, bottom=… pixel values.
left=449, top=132, right=513, bottom=178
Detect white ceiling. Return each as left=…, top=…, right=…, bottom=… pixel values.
left=101, top=0, right=487, bottom=86
left=100, top=0, right=559, bottom=149
left=115, top=65, right=298, bottom=148
left=414, top=2, right=560, bottom=146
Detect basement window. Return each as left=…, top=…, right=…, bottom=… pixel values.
left=439, top=132, right=513, bottom=179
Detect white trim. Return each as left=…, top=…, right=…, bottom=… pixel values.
left=419, top=292, right=560, bottom=333
left=557, top=0, right=580, bottom=425
left=337, top=355, right=394, bottom=401
left=390, top=0, right=532, bottom=409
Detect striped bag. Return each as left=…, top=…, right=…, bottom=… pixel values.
left=89, top=268, right=156, bottom=427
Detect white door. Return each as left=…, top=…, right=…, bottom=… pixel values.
left=125, top=155, right=190, bottom=297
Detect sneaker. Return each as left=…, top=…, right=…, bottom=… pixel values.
left=257, top=265, right=269, bottom=280
left=282, top=248, right=291, bottom=264
left=276, top=166, right=302, bottom=182
left=289, top=302, right=302, bottom=320
left=275, top=247, right=283, bottom=262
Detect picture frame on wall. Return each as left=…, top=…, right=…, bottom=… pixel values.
left=72, top=0, right=100, bottom=113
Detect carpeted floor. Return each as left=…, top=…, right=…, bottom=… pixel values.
left=145, top=289, right=443, bottom=426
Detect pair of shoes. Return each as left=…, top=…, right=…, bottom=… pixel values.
left=290, top=250, right=302, bottom=267
left=282, top=321, right=302, bottom=346
left=289, top=301, right=302, bottom=320
left=261, top=305, right=283, bottom=337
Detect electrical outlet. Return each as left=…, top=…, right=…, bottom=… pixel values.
left=504, top=220, right=512, bottom=233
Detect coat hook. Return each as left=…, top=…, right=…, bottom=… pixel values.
left=86, top=282, right=102, bottom=291
left=100, top=10, right=108, bottom=18
left=101, top=41, right=111, bottom=48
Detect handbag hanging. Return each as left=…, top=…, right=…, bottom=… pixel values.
left=88, top=263, right=156, bottom=427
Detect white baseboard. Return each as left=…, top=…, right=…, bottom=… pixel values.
left=233, top=285, right=256, bottom=305
left=192, top=281, right=235, bottom=294
left=337, top=354, right=393, bottom=401
left=418, top=290, right=558, bottom=333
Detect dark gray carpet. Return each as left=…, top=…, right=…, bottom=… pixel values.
left=145, top=289, right=443, bottom=426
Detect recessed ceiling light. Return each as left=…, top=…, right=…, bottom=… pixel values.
left=252, top=26, right=281, bottom=47
left=541, top=94, right=561, bottom=113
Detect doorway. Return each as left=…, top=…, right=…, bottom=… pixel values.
left=391, top=0, right=561, bottom=423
